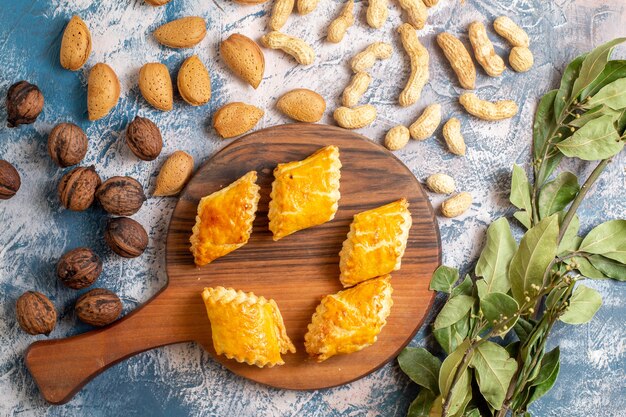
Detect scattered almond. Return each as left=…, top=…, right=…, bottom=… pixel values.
left=154, top=151, right=194, bottom=196
left=87, top=63, right=120, bottom=121
left=145, top=0, right=172, bottom=5
left=60, top=16, right=92, bottom=71
left=220, top=34, right=265, bottom=89
left=276, top=89, right=326, bottom=122
left=426, top=173, right=455, bottom=194
left=177, top=55, right=211, bottom=106
left=139, top=63, right=173, bottom=111
left=441, top=192, right=472, bottom=217
left=153, top=17, right=206, bottom=49
left=213, top=102, right=264, bottom=138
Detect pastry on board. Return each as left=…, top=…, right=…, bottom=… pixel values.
left=268, top=145, right=341, bottom=241
left=338, top=199, right=411, bottom=287
left=201, top=286, right=296, bottom=367
left=304, top=275, right=393, bottom=362
left=190, top=171, right=260, bottom=266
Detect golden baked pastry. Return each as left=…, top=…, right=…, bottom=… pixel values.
left=268, top=145, right=341, bottom=240
left=304, top=275, right=393, bottom=362
left=339, top=199, right=411, bottom=287
left=201, top=287, right=296, bottom=367
left=190, top=171, right=260, bottom=266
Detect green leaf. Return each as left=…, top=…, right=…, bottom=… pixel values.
left=588, top=255, right=626, bottom=281
left=560, top=284, right=602, bottom=324
left=513, top=211, right=532, bottom=229
left=555, top=54, right=585, bottom=119
left=434, top=313, right=470, bottom=354
left=480, top=292, right=519, bottom=335
left=407, top=389, right=437, bottom=417
left=510, top=165, right=532, bottom=212
left=430, top=266, right=459, bottom=293
left=586, top=77, right=626, bottom=110
left=571, top=38, right=626, bottom=101
left=535, top=89, right=558, bottom=159
left=510, top=215, right=560, bottom=305
left=398, top=347, right=442, bottom=394
left=469, top=341, right=518, bottom=410
left=513, top=317, right=536, bottom=344
left=546, top=284, right=569, bottom=308
left=451, top=275, right=473, bottom=297
left=464, top=409, right=481, bottom=417
left=538, top=172, right=580, bottom=219
left=505, top=341, right=520, bottom=358
left=434, top=295, right=475, bottom=330
left=556, top=115, right=623, bottom=160
left=557, top=212, right=580, bottom=255
left=527, top=360, right=560, bottom=405
left=581, top=59, right=626, bottom=99
left=572, top=256, right=607, bottom=279
left=617, top=108, right=626, bottom=135
left=579, top=220, right=626, bottom=263
left=439, top=341, right=472, bottom=417
left=475, top=218, right=517, bottom=295
left=530, top=347, right=560, bottom=387
left=568, top=105, right=621, bottom=128
left=428, top=395, right=443, bottom=417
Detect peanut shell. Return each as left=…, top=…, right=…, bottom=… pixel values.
left=441, top=192, right=472, bottom=217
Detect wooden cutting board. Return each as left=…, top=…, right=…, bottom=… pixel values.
left=25, top=124, right=440, bottom=404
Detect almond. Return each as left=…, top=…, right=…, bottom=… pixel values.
left=220, top=34, right=265, bottom=89
left=153, top=17, right=206, bottom=49
left=154, top=151, right=194, bottom=196
left=213, top=102, right=264, bottom=138
left=145, top=0, right=172, bottom=5
left=276, top=88, right=325, bottom=122
left=234, top=0, right=269, bottom=3
left=177, top=55, right=211, bottom=106
left=87, top=63, right=120, bottom=121
left=139, top=63, right=173, bottom=111
left=60, top=16, right=92, bottom=71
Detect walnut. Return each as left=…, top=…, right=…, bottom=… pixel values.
left=104, top=217, right=149, bottom=258
left=58, top=165, right=102, bottom=211
left=6, top=81, right=44, bottom=127
left=126, top=116, right=163, bottom=161
left=75, top=288, right=122, bottom=327
left=57, top=247, right=102, bottom=289
left=16, top=291, right=57, bottom=335
left=47, top=123, right=88, bottom=167
left=0, top=160, right=21, bottom=200
left=96, top=176, right=146, bottom=216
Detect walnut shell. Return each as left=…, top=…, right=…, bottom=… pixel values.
left=104, top=217, right=148, bottom=258
left=96, top=176, right=146, bottom=216
left=57, top=247, right=102, bottom=289
left=75, top=288, right=122, bottom=327
left=126, top=116, right=163, bottom=161
left=6, top=81, right=44, bottom=127
left=16, top=291, right=57, bottom=335
left=47, top=123, right=88, bottom=167
left=58, top=165, right=102, bottom=211
left=0, top=160, right=21, bottom=200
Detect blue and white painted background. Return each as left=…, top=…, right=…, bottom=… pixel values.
left=0, top=0, right=624, bottom=416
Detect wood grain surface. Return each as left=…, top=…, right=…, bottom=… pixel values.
left=25, top=124, right=440, bottom=404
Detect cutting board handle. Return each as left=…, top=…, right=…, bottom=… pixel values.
left=25, top=287, right=209, bottom=404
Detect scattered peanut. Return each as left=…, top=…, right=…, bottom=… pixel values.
left=509, top=46, right=534, bottom=72
left=297, top=0, right=319, bottom=15
left=442, top=118, right=466, bottom=156
left=366, top=0, right=388, bottom=29
left=342, top=71, right=372, bottom=107
left=398, top=23, right=429, bottom=107
left=441, top=192, right=472, bottom=218
left=397, top=0, right=428, bottom=30
left=351, top=42, right=393, bottom=72
left=436, top=32, right=476, bottom=90
left=422, top=0, right=438, bottom=6
left=493, top=16, right=529, bottom=47
left=468, top=21, right=504, bottom=77
left=261, top=31, right=315, bottom=65
left=327, top=0, right=354, bottom=43
left=384, top=126, right=410, bottom=151
left=459, top=93, right=518, bottom=120
left=426, top=173, right=455, bottom=194
left=409, top=103, right=441, bottom=140
left=269, top=0, right=295, bottom=31
left=333, top=105, right=377, bottom=129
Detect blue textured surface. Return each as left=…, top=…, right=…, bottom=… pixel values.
left=0, top=0, right=624, bottom=416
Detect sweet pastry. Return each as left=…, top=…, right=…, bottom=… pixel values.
left=268, top=145, right=341, bottom=240
left=304, top=275, right=393, bottom=362
left=201, top=287, right=296, bottom=367
left=339, top=199, right=411, bottom=287
left=190, top=171, right=260, bottom=266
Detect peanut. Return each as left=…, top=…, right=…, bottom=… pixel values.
left=436, top=32, right=476, bottom=90
left=468, top=21, right=504, bottom=77
left=493, top=16, right=529, bottom=47
left=398, top=23, right=429, bottom=107
left=327, top=0, right=354, bottom=43
left=269, top=0, right=294, bottom=31
left=367, top=0, right=388, bottom=29
left=384, top=126, right=410, bottom=151
left=397, top=0, right=428, bottom=30
left=422, top=0, right=438, bottom=6
left=261, top=31, right=315, bottom=65
left=426, top=173, right=455, bottom=194
left=409, top=103, right=441, bottom=140
left=342, top=71, right=372, bottom=107
left=441, top=192, right=472, bottom=218
left=442, top=118, right=465, bottom=156
left=297, top=0, right=319, bottom=15
left=351, top=42, right=393, bottom=72
left=459, top=92, right=518, bottom=120
left=333, top=105, right=377, bottom=129
left=509, top=46, right=534, bottom=72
